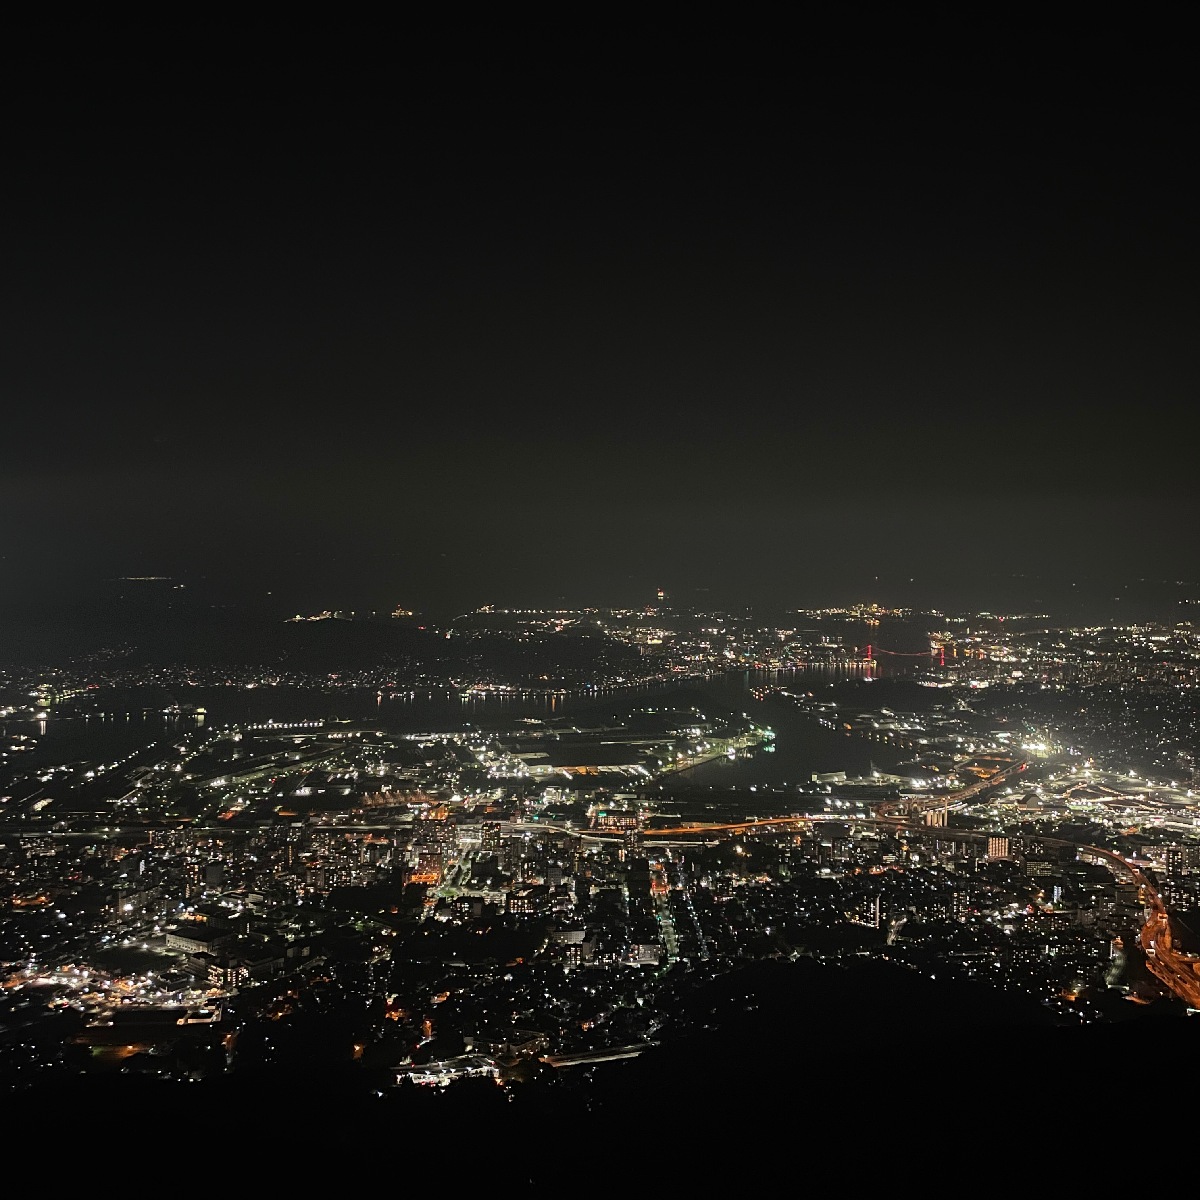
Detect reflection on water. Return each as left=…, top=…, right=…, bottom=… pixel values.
left=3, top=660, right=916, bottom=788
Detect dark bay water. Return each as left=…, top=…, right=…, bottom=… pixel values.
left=3, top=662, right=911, bottom=793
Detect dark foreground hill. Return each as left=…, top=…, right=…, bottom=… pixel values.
left=4, top=958, right=1196, bottom=1182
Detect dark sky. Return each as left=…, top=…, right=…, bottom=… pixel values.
left=3, top=19, right=1196, bottom=625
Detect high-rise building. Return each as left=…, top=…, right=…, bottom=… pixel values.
left=480, top=821, right=502, bottom=857
left=1164, top=843, right=1185, bottom=879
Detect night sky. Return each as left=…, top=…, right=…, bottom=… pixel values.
left=3, top=21, right=1196, bottom=628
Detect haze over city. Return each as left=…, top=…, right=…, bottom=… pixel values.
left=3, top=20, right=1196, bottom=635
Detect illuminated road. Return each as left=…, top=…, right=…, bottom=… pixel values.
left=630, top=799, right=1200, bottom=1010
left=636, top=758, right=1028, bottom=839
left=525, top=756, right=1200, bottom=1013
left=1055, top=840, right=1200, bottom=1007
left=876, top=756, right=1028, bottom=817
left=541, top=1043, right=657, bottom=1067
left=1137, top=890, right=1200, bottom=1008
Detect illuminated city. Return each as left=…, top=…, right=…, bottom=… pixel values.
left=4, top=17, right=1197, bottom=1181
left=5, top=600, right=1200, bottom=1129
